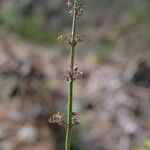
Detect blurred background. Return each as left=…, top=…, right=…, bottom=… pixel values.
left=0, top=0, right=150, bottom=150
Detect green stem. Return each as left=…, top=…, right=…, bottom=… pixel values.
left=65, top=1, right=76, bottom=150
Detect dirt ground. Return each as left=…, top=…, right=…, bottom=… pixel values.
left=0, top=28, right=149, bottom=150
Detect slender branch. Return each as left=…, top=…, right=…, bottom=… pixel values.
left=65, top=0, right=77, bottom=150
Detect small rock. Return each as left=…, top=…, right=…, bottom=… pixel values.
left=17, top=125, right=39, bottom=144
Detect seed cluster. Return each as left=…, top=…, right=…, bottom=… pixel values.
left=75, top=33, right=85, bottom=43
left=57, top=33, right=85, bottom=45
left=48, top=112, right=67, bottom=128
left=49, top=112, right=79, bottom=128
left=67, top=0, right=85, bottom=18
left=63, top=66, right=84, bottom=81
left=57, top=34, right=71, bottom=45
left=71, top=112, right=79, bottom=126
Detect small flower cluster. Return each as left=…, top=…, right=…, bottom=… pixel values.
left=75, top=33, right=85, bottom=43
left=57, top=34, right=71, bottom=44
left=49, top=112, right=68, bottom=128
left=49, top=112, right=79, bottom=128
left=63, top=66, right=84, bottom=81
left=71, top=112, right=79, bottom=126
left=57, top=33, right=85, bottom=45
left=67, top=0, right=85, bottom=18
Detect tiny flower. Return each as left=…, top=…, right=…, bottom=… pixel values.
left=75, top=33, right=85, bottom=43
left=49, top=112, right=68, bottom=128
left=71, top=111, right=79, bottom=126
left=49, top=112, right=63, bottom=123
left=71, top=112, right=77, bottom=116
left=67, top=0, right=73, bottom=7
left=63, top=69, right=71, bottom=81
left=57, top=35, right=63, bottom=42
left=63, top=67, right=84, bottom=81
left=57, top=34, right=72, bottom=45
left=74, top=67, right=78, bottom=72
left=68, top=1, right=85, bottom=18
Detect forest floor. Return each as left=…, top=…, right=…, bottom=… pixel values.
left=0, top=27, right=150, bottom=150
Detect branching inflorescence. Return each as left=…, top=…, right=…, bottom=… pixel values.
left=49, top=0, right=85, bottom=150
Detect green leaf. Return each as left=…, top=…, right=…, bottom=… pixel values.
left=144, top=140, right=150, bottom=150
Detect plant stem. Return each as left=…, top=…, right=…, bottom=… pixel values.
left=65, top=1, right=76, bottom=150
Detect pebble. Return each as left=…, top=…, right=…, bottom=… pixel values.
left=17, top=125, right=39, bottom=144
